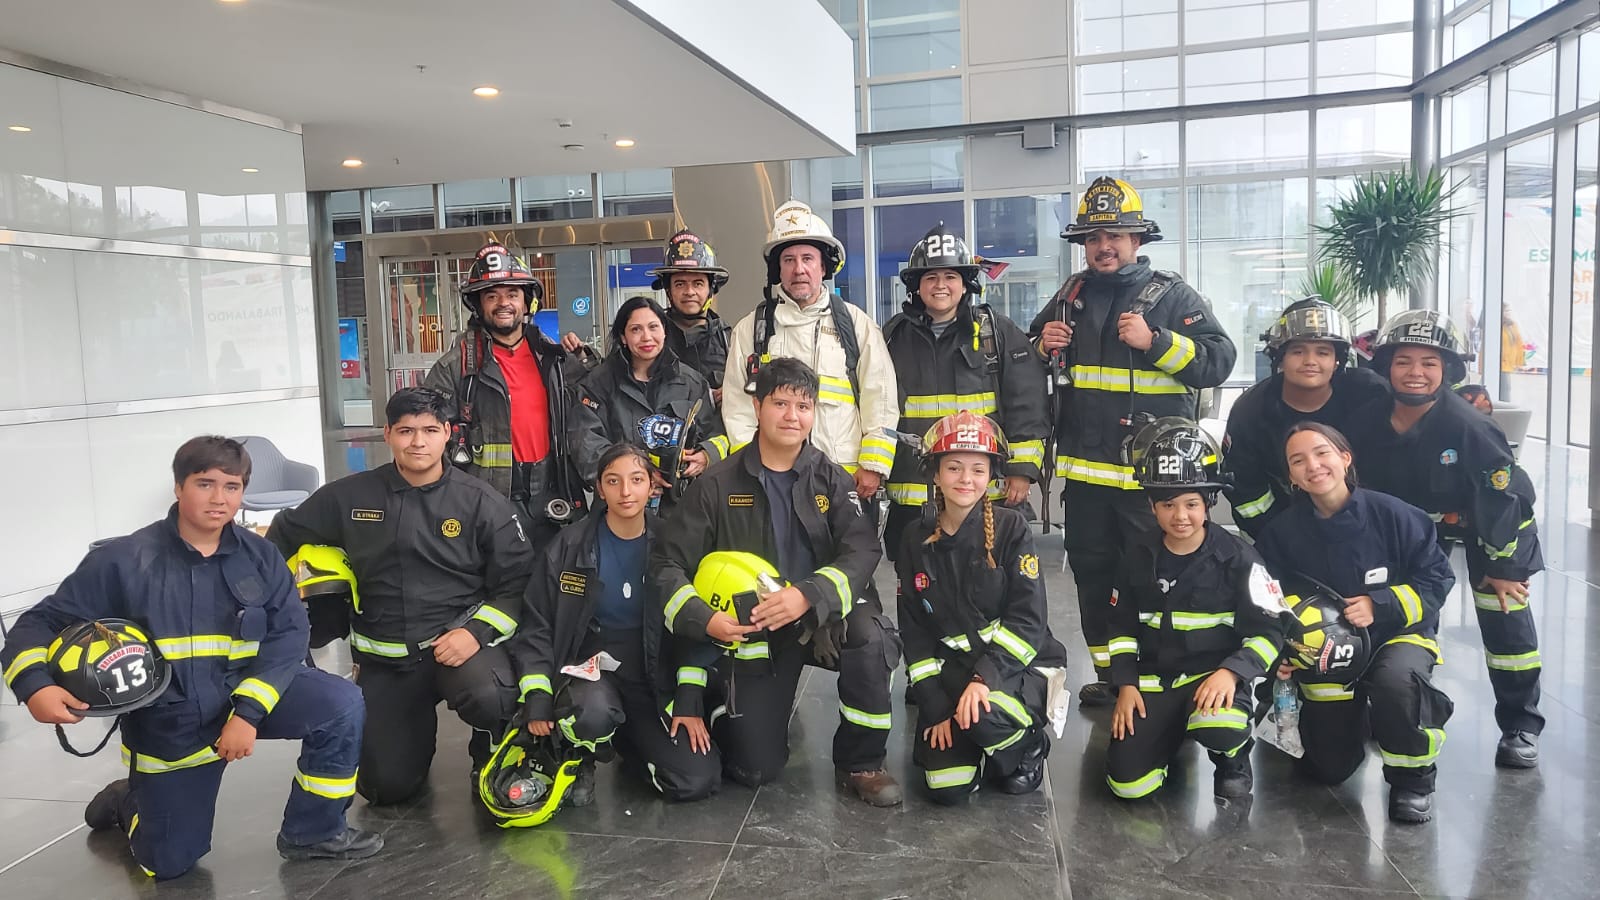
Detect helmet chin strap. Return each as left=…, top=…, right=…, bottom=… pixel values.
left=1394, top=388, right=1440, bottom=407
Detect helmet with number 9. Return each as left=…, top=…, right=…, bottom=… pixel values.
left=46, top=618, right=172, bottom=716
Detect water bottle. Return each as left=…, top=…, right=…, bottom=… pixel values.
left=1272, top=677, right=1305, bottom=758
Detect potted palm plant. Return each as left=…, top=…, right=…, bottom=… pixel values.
left=1297, top=261, right=1366, bottom=326
left=1315, top=168, right=1458, bottom=326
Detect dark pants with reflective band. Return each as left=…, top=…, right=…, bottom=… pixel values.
left=1458, top=541, right=1544, bottom=735
left=715, top=613, right=899, bottom=786
left=913, top=669, right=1049, bottom=804
left=354, top=644, right=515, bottom=805
left=1105, top=675, right=1253, bottom=799
left=1296, top=640, right=1452, bottom=794
left=1061, top=478, right=1156, bottom=678
left=118, top=667, right=363, bottom=880
left=559, top=675, right=722, bottom=801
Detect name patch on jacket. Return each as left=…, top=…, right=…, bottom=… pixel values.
left=728, top=494, right=755, bottom=508
left=560, top=572, right=587, bottom=595
left=1183, top=312, right=1206, bottom=326
left=351, top=509, right=384, bottom=522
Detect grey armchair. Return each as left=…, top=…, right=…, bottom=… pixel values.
left=234, top=435, right=320, bottom=512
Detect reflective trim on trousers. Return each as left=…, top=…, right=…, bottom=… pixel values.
left=121, top=744, right=223, bottom=774
left=1300, top=682, right=1356, bottom=702
left=839, top=703, right=893, bottom=730
left=1380, top=727, right=1445, bottom=768
left=1485, top=649, right=1542, bottom=672
left=1473, top=589, right=1529, bottom=612
left=924, top=765, right=979, bottom=789
left=1107, top=767, right=1167, bottom=798
left=295, top=769, right=358, bottom=799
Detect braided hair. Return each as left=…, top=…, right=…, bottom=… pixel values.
left=922, top=486, right=998, bottom=569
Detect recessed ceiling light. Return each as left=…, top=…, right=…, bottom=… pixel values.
left=7, top=125, right=31, bottom=133
left=473, top=86, right=500, bottom=98
left=342, top=158, right=364, bottom=168
left=614, top=138, right=636, bottom=148
left=241, top=167, right=259, bottom=173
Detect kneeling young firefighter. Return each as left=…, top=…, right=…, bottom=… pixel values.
left=0, top=437, right=380, bottom=880
left=266, top=388, right=536, bottom=806
left=652, top=357, right=905, bottom=807
left=894, top=411, right=1068, bottom=805
left=1347, top=310, right=1545, bottom=769
left=1254, top=423, right=1456, bottom=824
left=1105, top=419, right=1288, bottom=802
left=510, top=443, right=724, bottom=809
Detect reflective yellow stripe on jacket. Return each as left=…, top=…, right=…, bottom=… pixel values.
left=902, top=392, right=998, bottom=418
left=475, top=442, right=514, bottom=468
left=1068, top=365, right=1188, bottom=395
left=1055, top=455, right=1140, bottom=490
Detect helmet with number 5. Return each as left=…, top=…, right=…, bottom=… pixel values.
left=46, top=618, right=172, bottom=717
left=900, top=223, right=982, bottom=303
left=1062, top=176, right=1163, bottom=244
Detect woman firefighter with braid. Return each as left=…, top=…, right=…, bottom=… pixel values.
left=894, top=411, right=1067, bottom=805
left=1104, top=419, right=1288, bottom=802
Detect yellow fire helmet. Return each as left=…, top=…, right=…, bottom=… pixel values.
left=693, top=551, right=783, bottom=621
left=478, top=727, right=581, bottom=828
left=286, top=544, right=361, bottom=614
left=1062, top=176, right=1163, bottom=244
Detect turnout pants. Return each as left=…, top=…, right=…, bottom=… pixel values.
left=714, top=613, right=900, bottom=786
left=1105, top=673, right=1254, bottom=799
left=914, top=668, right=1050, bottom=805
left=559, top=675, right=722, bottom=802
left=117, top=667, right=364, bottom=880
left=354, top=644, right=516, bottom=805
left=1296, top=640, right=1453, bottom=794
left=1061, top=478, right=1157, bottom=680
left=1459, top=541, right=1544, bottom=735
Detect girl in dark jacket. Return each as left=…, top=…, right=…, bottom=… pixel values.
left=895, top=411, right=1068, bottom=805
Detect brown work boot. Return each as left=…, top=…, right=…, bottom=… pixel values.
left=837, top=768, right=904, bottom=807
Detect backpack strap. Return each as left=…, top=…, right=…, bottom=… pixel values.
left=829, top=297, right=862, bottom=400
left=1128, top=270, right=1179, bottom=317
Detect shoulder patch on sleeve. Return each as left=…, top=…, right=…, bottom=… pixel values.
left=1018, top=554, right=1040, bottom=580
left=1183, top=311, right=1207, bottom=326
left=1487, top=466, right=1511, bottom=491
left=580, top=393, right=599, bottom=410
left=1248, top=562, right=1289, bottom=616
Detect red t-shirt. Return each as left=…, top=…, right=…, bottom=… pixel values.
left=492, top=340, right=551, bottom=463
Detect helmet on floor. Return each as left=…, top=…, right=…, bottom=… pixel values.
left=478, top=727, right=581, bottom=828
left=461, top=242, right=543, bottom=310
left=47, top=619, right=172, bottom=717
left=649, top=229, right=730, bottom=294
left=900, top=223, right=982, bottom=303
left=921, top=410, right=1008, bottom=474
left=287, top=544, right=359, bottom=648
left=694, top=551, right=783, bottom=623
left=1263, top=296, right=1355, bottom=368
left=763, top=200, right=845, bottom=285
left=1371, top=309, right=1472, bottom=386
left=1062, top=176, right=1163, bottom=244
left=1129, top=418, right=1227, bottom=499
left=1284, top=589, right=1372, bottom=683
